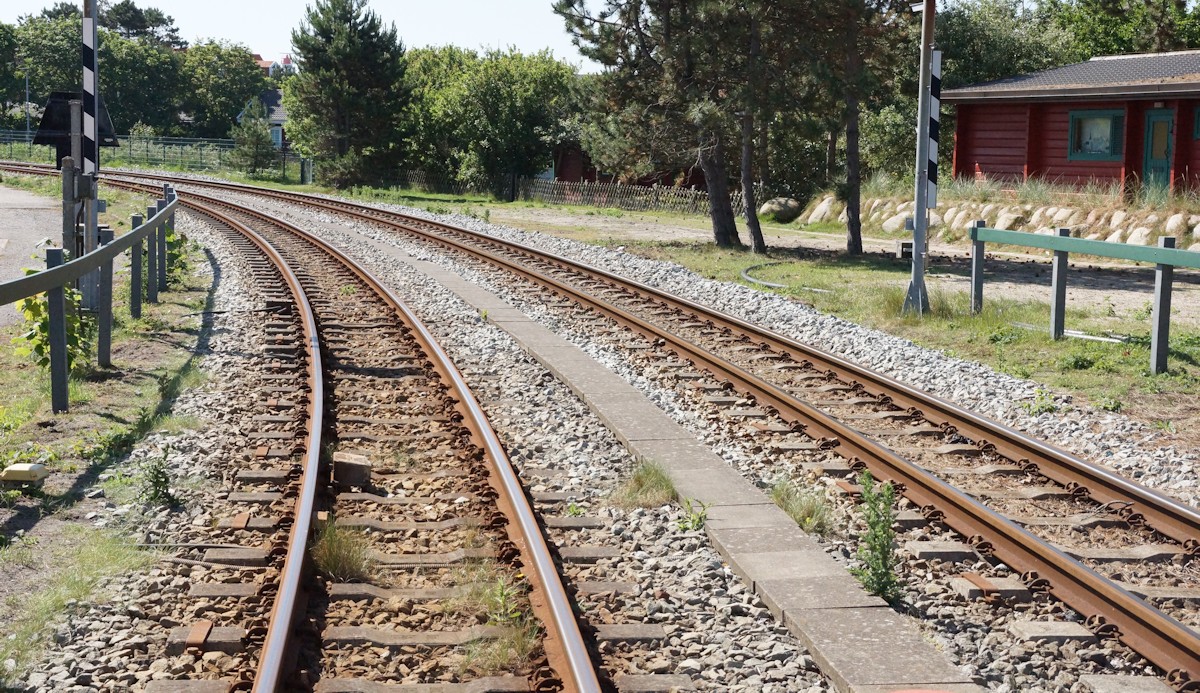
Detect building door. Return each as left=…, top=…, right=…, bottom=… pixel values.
left=1143, top=109, right=1174, bottom=188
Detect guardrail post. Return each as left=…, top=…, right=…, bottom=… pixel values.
left=46, top=248, right=69, bottom=413
left=1150, top=236, right=1176, bottom=375
left=1050, top=227, right=1070, bottom=340
left=146, top=205, right=159, bottom=304
left=130, top=213, right=143, bottom=319
left=156, top=198, right=169, bottom=291
left=970, top=220, right=985, bottom=315
left=97, top=227, right=114, bottom=367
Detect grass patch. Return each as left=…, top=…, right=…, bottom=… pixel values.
left=448, top=564, right=540, bottom=675
left=312, top=521, right=373, bottom=582
left=611, top=461, right=676, bottom=508
left=770, top=480, right=833, bottom=536
left=0, top=527, right=152, bottom=681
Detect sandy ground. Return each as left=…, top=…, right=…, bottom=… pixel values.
left=489, top=206, right=1200, bottom=326
left=0, top=187, right=62, bottom=327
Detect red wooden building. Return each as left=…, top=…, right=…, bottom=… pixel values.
left=943, top=51, right=1200, bottom=192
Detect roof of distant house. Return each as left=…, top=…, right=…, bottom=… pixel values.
left=260, top=89, right=286, bottom=125
left=942, top=50, right=1200, bottom=102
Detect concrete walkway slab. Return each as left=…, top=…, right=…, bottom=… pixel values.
left=357, top=235, right=982, bottom=693
left=787, top=606, right=974, bottom=690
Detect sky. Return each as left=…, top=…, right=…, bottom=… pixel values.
left=0, top=0, right=600, bottom=72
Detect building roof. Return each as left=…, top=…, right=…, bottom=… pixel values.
left=942, top=50, right=1200, bottom=103
left=260, top=89, right=286, bottom=125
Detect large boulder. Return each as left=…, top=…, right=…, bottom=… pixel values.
left=758, top=197, right=803, bottom=223
left=994, top=210, right=1025, bottom=231
left=882, top=212, right=909, bottom=233
left=1165, top=212, right=1187, bottom=236
left=1126, top=227, right=1153, bottom=245
left=807, top=196, right=836, bottom=224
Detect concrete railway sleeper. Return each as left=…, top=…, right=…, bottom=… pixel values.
left=90, top=170, right=1200, bottom=691
left=1, top=162, right=1197, bottom=690
left=81, top=187, right=605, bottom=691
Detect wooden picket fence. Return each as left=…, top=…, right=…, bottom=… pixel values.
left=517, top=178, right=748, bottom=217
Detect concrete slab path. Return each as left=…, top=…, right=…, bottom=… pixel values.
left=359, top=234, right=982, bottom=693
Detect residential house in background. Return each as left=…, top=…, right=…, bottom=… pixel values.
left=252, top=53, right=296, bottom=78
left=238, top=89, right=288, bottom=148
left=944, top=50, right=1200, bottom=193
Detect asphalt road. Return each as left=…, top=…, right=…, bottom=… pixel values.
left=0, top=186, right=61, bottom=327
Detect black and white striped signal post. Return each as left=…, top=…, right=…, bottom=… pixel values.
left=902, top=0, right=938, bottom=316
left=928, top=50, right=941, bottom=208
left=80, top=0, right=101, bottom=309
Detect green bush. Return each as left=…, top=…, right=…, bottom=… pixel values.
left=12, top=271, right=95, bottom=375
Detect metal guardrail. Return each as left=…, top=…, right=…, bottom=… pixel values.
left=968, top=222, right=1194, bottom=374
left=0, top=169, right=178, bottom=412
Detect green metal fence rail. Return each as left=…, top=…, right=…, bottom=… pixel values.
left=968, top=222, right=1197, bottom=374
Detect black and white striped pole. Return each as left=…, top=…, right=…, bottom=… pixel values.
left=79, top=0, right=101, bottom=310
left=928, top=49, right=941, bottom=208
left=902, top=0, right=937, bottom=316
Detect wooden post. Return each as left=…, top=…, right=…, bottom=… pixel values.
left=46, top=249, right=69, bottom=413
left=970, top=220, right=986, bottom=315
left=97, top=227, right=113, bottom=367
left=1050, top=227, right=1070, bottom=340
left=131, top=213, right=143, bottom=319
left=146, top=205, right=159, bottom=304
left=1151, top=236, right=1176, bottom=375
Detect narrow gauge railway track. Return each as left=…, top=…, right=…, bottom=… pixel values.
left=3, top=162, right=1198, bottom=687
left=76, top=167, right=1200, bottom=690
left=95, top=182, right=602, bottom=691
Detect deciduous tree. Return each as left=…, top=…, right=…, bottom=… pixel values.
left=180, top=40, right=265, bottom=138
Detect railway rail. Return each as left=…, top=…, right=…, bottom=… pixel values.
left=60, top=176, right=604, bottom=691
left=3, top=162, right=1199, bottom=690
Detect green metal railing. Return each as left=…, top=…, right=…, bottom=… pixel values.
left=969, top=222, right=1195, bottom=375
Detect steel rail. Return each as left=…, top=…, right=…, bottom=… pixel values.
left=173, top=188, right=602, bottom=693
left=326, top=217, right=1200, bottom=687
left=6, top=164, right=1196, bottom=688
left=177, top=199, right=325, bottom=693
left=216, top=180, right=1200, bottom=548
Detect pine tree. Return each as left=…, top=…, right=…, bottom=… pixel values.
left=287, top=0, right=410, bottom=186
left=229, top=97, right=276, bottom=175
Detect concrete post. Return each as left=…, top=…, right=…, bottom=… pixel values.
left=970, top=220, right=985, bottom=315
left=146, top=205, right=159, bottom=304
left=1150, top=236, right=1176, bottom=375
left=46, top=248, right=69, bottom=413
left=1050, top=227, right=1070, bottom=340
left=156, top=198, right=168, bottom=291
left=130, top=213, right=143, bottom=319
left=97, top=227, right=113, bottom=367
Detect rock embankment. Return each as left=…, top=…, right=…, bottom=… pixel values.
left=802, top=194, right=1200, bottom=249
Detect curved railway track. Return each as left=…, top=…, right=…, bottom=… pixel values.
left=70, top=177, right=603, bottom=691
left=3, top=162, right=1199, bottom=690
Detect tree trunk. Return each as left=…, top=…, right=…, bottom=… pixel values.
left=844, top=19, right=863, bottom=255
left=700, top=133, right=742, bottom=248
left=741, top=13, right=766, bottom=254
left=757, top=119, right=770, bottom=192
left=826, top=128, right=838, bottom=186
left=741, top=113, right=766, bottom=254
